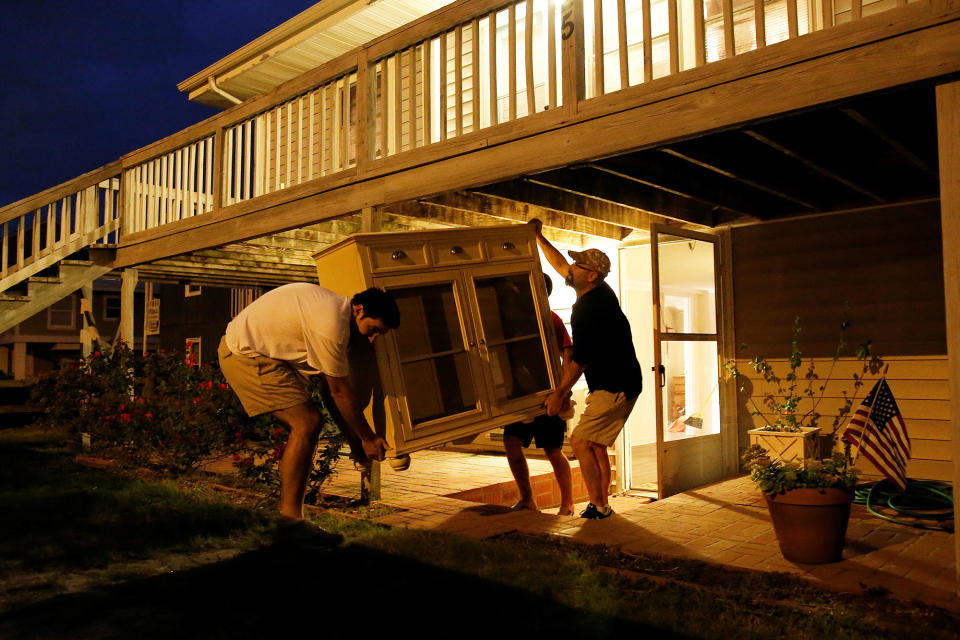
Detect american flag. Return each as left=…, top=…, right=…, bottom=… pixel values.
left=842, top=379, right=911, bottom=491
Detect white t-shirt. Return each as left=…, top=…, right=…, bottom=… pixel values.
left=224, top=283, right=352, bottom=377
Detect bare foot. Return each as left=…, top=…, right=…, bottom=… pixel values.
left=557, top=506, right=575, bottom=516
left=510, top=500, right=538, bottom=512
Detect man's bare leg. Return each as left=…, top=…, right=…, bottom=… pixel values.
left=545, top=447, right=574, bottom=515
left=273, top=402, right=323, bottom=519
left=589, top=442, right=612, bottom=508
left=504, top=434, right=538, bottom=511
left=571, top=434, right=605, bottom=506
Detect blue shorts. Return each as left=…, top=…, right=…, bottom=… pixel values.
left=503, top=414, right=566, bottom=449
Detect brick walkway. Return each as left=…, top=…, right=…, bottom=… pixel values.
left=319, top=450, right=958, bottom=612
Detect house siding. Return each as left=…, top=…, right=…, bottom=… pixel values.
left=730, top=202, right=951, bottom=481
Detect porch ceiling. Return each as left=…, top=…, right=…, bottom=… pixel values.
left=457, top=82, right=939, bottom=232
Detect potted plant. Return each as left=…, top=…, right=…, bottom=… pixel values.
left=725, top=315, right=882, bottom=467
left=743, top=445, right=857, bottom=563
left=729, top=314, right=884, bottom=563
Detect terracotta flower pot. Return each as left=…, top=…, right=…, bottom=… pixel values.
left=764, top=487, right=853, bottom=564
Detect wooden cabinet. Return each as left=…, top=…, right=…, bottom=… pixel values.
left=313, top=224, right=560, bottom=457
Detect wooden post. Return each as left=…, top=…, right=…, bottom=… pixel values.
left=12, top=341, right=27, bottom=380
left=211, top=128, right=226, bottom=213
left=120, top=268, right=138, bottom=349
left=361, top=206, right=382, bottom=233
left=356, top=48, right=373, bottom=174
left=561, top=0, right=585, bottom=116
left=80, top=283, right=94, bottom=358
left=935, top=79, right=960, bottom=596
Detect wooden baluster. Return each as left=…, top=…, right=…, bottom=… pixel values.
left=593, top=0, right=604, bottom=96
left=617, top=0, right=629, bottom=89
left=547, top=0, right=557, bottom=108
left=394, top=53, right=403, bottom=152
left=423, top=42, right=433, bottom=144
left=821, top=0, right=832, bottom=30
left=668, top=0, right=679, bottom=73
left=642, top=0, right=653, bottom=82
left=455, top=25, right=464, bottom=136
left=509, top=3, right=518, bottom=119
left=723, top=0, right=735, bottom=59
left=439, top=32, right=448, bottom=140
left=286, top=101, right=293, bottom=183
left=309, top=91, right=316, bottom=178
left=787, top=0, right=799, bottom=39
left=297, top=96, right=304, bottom=184
left=694, top=0, right=706, bottom=65
left=851, top=0, right=862, bottom=20
left=525, top=0, right=535, bottom=114
left=204, top=137, right=213, bottom=212
left=489, top=12, right=498, bottom=125
left=754, top=0, right=766, bottom=48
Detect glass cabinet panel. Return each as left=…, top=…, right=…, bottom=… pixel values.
left=473, top=273, right=551, bottom=402
left=390, top=282, right=479, bottom=425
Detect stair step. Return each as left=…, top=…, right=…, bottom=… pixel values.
left=25, top=276, right=62, bottom=285
left=0, top=294, right=30, bottom=303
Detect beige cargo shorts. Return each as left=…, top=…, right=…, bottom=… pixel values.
left=217, top=337, right=312, bottom=417
left=571, top=390, right=638, bottom=447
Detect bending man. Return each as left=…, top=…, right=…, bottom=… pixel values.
left=218, top=283, right=399, bottom=520
left=530, top=219, right=642, bottom=519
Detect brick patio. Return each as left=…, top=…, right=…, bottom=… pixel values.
left=318, top=449, right=958, bottom=612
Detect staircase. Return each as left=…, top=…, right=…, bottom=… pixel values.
left=0, top=259, right=112, bottom=335
left=0, top=175, right=120, bottom=336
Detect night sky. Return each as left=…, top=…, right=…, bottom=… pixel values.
left=0, top=0, right=317, bottom=208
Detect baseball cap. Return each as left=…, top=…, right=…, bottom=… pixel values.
left=567, top=248, right=611, bottom=278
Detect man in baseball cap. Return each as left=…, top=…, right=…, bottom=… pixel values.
left=529, top=219, right=643, bottom=519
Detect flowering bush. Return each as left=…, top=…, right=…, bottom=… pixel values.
left=742, top=444, right=857, bottom=496
left=30, top=346, right=344, bottom=497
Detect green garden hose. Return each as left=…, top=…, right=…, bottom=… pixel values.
left=854, top=479, right=954, bottom=533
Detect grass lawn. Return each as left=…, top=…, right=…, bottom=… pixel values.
left=1, top=425, right=957, bottom=639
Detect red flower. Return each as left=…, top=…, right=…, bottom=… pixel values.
left=119, top=413, right=131, bottom=423
left=192, top=397, right=201, bottom=404
left=174, top=434, right=181, bottom=441
left=219, top=383, right=227, bottom=389
left=118, top=404, right=125, bottom=411
left=233, top=453, right=240, bottom=461
left=94, top=351, right=101, bottom=357
left=234, top=431, right=242, bottom=440
left=272, top=428, right=283, bottom=439
left=144, top=413, right=153, bottom=419
left=207, top=381, right=214, bottom=389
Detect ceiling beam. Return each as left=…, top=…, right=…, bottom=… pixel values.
left=472, top=179, right=674, bottom=230
left=840, top=107, right=939, bottom=179
left=419, top=191, right=631, bottom=240
left=384, top=201, right=592, bottom=247
left=741, top=129, right=885, bottom=204
left=521, top=167, right=720, bottom=227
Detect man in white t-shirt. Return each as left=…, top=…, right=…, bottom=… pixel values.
left=218, top=283, right=400, bottom=520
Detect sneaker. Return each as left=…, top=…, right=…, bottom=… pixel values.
left=579, top=503, right=614, bottom=519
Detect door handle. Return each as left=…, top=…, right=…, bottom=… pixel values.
left=652, top=364, right=665, bottom=388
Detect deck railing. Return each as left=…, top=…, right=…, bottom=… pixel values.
left=0, top=167, right=121, bottom=290
left=0, top=0, right=933, bottom=280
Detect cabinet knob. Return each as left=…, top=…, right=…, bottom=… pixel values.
left=501, top=241, right=515, bottom=251
left=449, top=245, right=463, bottom=255
left=468, top=340, right=476, bottom=348
left=391, top=249, right=406, bottom=260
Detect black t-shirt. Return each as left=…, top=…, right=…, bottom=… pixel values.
left=570, top=282, right=643, bottom=398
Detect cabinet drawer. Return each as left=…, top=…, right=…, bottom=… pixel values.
left=430, top=239, right=484, bottom=266
left=369, top=243, right=429, bottom=272
left=485, top=235, right=533, bottom=261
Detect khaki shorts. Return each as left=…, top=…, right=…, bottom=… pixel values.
left=217, top=337, right=312, bottom=417
left=571, top=390, right=638, bottom=447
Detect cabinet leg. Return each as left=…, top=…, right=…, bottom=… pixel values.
left=360, top=460, right=382, bottom=503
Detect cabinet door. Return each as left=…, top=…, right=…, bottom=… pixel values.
left=465, top=264, right=556, bottom=415
left=377, top=271, right=489, bottom=440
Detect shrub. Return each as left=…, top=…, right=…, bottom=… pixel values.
left=29, top=345, right=344, bottom=498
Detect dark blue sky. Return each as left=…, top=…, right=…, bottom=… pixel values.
left=0, top=0, right=317, bottom=208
